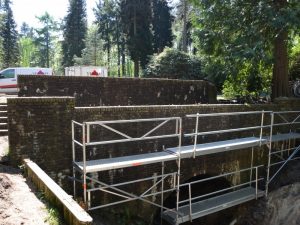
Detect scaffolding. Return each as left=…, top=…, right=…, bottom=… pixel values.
left=72, top=110, right=300, bottom=225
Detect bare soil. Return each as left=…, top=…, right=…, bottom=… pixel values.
left=0, top=136, right=49, bottom=225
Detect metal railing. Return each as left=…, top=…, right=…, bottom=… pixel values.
left=185, top=111, right=272, bottom=158
left=178, top=165, right=263, bottom=222
left=72, top=117, right=182, bottom=211
left=71, top=110, right=300, bottom=224
left=266, top=111, right=300, bottom=194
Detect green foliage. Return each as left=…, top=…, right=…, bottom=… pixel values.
left=35, top=12, right=59, bottom=68
left=62, top=0, right=87, bottom=67
left=0, top=0, right=19, bottom=68
left=190, top=0, right=300, bottom=98
left=120, top=0, right=153, bottom=74
left=222, top=61, right=272, bottom=99
left=74, top=24, right=104, bottom=66
left=152, top=0, right=174, bottom=53
left=290, top=36, right=300, bottom=80
left=144, top=48, right=204, bottom=80
left=19, top=37, right=38, bottom=67
left=37, top=192, right=63, bottom=225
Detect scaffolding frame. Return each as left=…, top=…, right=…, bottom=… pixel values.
left=72, top=110, right=300, bottom=225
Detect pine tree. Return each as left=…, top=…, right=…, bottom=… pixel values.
left=0, top=0, right=19, bottom=68
left=120, top=0, right=153, bottom=77
left=94, top=0, right=116, bottom=76
left=35, top=12, right=58, bottom=68
left=62, top=0, right=87, bottom=67
left=152, top=0, right=174, bottom=54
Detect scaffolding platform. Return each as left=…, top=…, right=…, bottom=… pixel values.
left=74, top=133, right=300, bottom=173
left=161, top=187, right=265, bottom=225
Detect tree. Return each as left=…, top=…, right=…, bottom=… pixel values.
left=0, top=0, right=19, bottom=68
left=35, top=12, right=58, bottom=68
left=120, top=0, right=153, bottom=77
left=19, top=22, right=34, bottom=38
left=152, top=0, right=174, bottom=54
left=62, top=0, right=87, bottom=67
left=94, top=0, right=116, bottom=75
left=74, top=24, right=104, bottom=66
left=19, top=37, right=38, bottom=67
left=144, top=48, right=204, bottom=80
left=191, top=0, right=300, bottom=99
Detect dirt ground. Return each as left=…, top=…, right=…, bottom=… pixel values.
left=0, top=136, right=49, bottom=225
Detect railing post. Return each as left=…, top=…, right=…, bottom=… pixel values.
left=82, top=122, right=87, bottom=204
left=260, top=110, right=265, bottom=146
left=176, top=118, right=182, bottom=225
left=189, top=183, right=192, bottom=222
left=193, top=113, right=199, bottom=158
left=160, top=161, right=165, bottom=224
left=72, top=121, right=76, bottom=198
left=255, top=166, right=258, bottom=199
left=266, top=112, right=274, bottom=197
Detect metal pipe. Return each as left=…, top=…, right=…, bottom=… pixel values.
left=266, top=112, right=274, bottom=196
left=176, top=118, right=183, bottom=225
left=85, top=117, right=180, bottom=125
left=86, top=133, right=180, bottom=146
left=161, top=161, right=165, bottom=225
left=269, top=145, right=300, bottom=183
left=72, top=121, right=76, bottom=198
left=72, top=120, right=83, bottom=126
left=255, top=167, right=258, bottom=199
left=188, top=183, right=192, bottom=222
left=259, top=111, right=265, bottom=145
left=73, top=140, right=83, bottom=147
left=179, top=178, right=264, bottom=205
left=186, top=111, right=272, bottom=118
left=179, top=165, right=264, bottom=187
left=82, top=123, right=87, bottom=204
left=193, top=113, right=199, bottom=158
left=185, top=125, right=268, bottom=137
left=269, top=156, right=300, bottom=167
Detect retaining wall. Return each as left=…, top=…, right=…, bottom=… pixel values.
left=7, top=97, right=300, bottom=222
left=17, top=76, right=217, bottom=106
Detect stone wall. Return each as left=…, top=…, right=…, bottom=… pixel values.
left=17, top=76, right=217, bottom=106
left=7, top=97, right=300, bottom=222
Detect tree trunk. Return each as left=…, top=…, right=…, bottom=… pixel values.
left=182, top=0, right=188, bottom=52
left=272, top=0, right=289, bottom=99
left=133, top=4, right=139, bottom=77
left=116, top=20, right=121, bottom=77
left=121, top=36, right=126, bottom=76
left=134, top=59, right=139, bottom=77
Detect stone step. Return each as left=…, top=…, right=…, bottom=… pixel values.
left=0, top=129, right=8, bottom=136
left=0, top=123, right=8, bottom=129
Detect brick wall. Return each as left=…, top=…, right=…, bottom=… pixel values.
left=18, top=76, right=217, bottom=106
left=8, top=97, right=300, bottom=222
left=8, top=97, right=75, bottom=189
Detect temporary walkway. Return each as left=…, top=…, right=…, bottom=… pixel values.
left=72, top=110, right=300, bottom=225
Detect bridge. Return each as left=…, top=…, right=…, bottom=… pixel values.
left=72, top=110, right=300, bottom=225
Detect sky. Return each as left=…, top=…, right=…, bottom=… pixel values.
left=11, top=0, right=97, bottom=29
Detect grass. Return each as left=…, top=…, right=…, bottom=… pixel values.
left=37, top=192, right=64, bottom=225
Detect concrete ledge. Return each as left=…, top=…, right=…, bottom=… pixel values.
left=24, top=159, right=93, bottom=225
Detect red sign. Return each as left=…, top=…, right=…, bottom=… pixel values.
left=37, top=70, right=45, bottom=75
left=90, top=70, right=99, bottom=76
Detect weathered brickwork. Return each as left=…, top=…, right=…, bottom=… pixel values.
left=8, top=97, right=75, bottom=189
left=17, top=76, right=217, bottom=106
left=7, top=97, right=300, bottom=222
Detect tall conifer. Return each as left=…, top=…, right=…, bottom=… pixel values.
left=0, top=0, right=19, bottom=68
left=152, top=0, right=174, bottom=54
left=62, top=0, right=87, bottom=67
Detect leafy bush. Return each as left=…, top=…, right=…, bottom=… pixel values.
left=290, top=54, right=300, bottom=80
left=144, top=48, right=205, bottom=80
